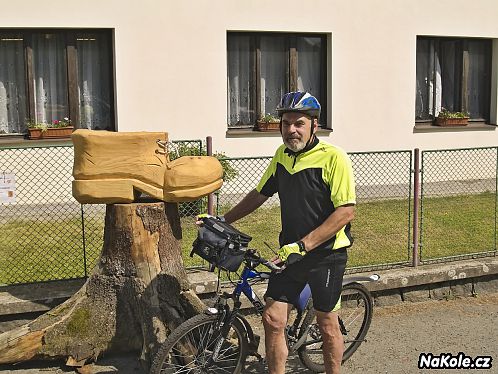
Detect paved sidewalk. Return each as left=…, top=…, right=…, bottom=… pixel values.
left=1, top=292, right=497, bottom=374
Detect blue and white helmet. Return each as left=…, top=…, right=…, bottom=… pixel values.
left=276, top=91, right=321, bottom=118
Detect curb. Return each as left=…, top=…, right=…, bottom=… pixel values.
left=0, top=257, right=497, bottom=318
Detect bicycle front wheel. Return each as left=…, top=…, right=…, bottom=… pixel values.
left=150, top=313, right=249, bottom=374
left=297, top=282, right=373, bottom=372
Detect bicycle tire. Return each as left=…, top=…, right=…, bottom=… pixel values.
left=297, top=282, right=373, bottom=372
left=150, top=313, right=249, bottom=374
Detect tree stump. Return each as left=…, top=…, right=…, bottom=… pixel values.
left=0, top=202, right=204, bottom=369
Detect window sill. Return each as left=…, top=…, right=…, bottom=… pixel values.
left=413, top=122, right=497, bottom=133
left=226, top=127, right=333, bottom=138
left=0, top=134, right=73, bottom=149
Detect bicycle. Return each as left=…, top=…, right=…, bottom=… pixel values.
left=150, top=219, right=379, bottom=373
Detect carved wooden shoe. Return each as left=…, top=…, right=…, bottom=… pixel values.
left=163, top=156, right=223, bottom=202
left=72, top=129, right=223, bottom=204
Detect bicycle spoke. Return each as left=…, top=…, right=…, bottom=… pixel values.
left=154, top=315, right=245, bottom=374
left=297, top=283, right=373, bottom=372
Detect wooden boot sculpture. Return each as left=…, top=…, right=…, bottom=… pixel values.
left=0, top=130, right=223, bottom=372
left=72, top=129, right=223, bottom=204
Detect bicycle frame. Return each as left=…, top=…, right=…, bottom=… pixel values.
left=233, top=267, right=269, bottom=315
left=220, top=261, right=316, bottom=356
left=209, top=257, right=380, bottom=359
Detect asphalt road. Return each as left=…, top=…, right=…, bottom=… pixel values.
left=1, top=293, right=497, bottom=374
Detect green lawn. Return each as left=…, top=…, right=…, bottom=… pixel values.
left=0, top=217, right=103, bottom=285
left=0, top=193, right=496, bottom=285
left=420, top=192, right=496, bottom=260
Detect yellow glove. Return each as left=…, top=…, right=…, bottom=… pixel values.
left=196, top=213, right=225, bottom=223
left=277, top=241, right=306, bottom=264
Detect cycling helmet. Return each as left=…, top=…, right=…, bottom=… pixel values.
left=276, top=91, right=321, bottom=118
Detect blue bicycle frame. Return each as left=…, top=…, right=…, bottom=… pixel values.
left=233, top=267, right=312, bottom=315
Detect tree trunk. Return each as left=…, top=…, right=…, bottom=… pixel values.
left=0, top=202, right=204, bottom=368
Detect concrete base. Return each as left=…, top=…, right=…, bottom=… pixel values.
left=368, top=257, right=498, bottom=305
left=0, top=278, right=86, bottom=316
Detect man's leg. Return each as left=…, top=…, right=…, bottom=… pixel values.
left=316, top=310, right=344, bottom=374
left=262, top=299, right=292, bottom=374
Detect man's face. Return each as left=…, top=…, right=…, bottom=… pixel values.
left=281, top=112, right=317, bottom=152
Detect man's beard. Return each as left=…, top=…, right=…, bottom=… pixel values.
left=283, top=136, right=306, bottom=152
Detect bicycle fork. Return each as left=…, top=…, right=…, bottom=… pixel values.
left=205, top=297, right=242, bottom=365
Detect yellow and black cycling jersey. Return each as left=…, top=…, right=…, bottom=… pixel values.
left=256, top=137, right=356, bottom=251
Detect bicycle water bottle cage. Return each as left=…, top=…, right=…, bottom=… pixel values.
left=190, top=217, right=252, bottom=272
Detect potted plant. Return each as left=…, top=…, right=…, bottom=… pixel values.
left=434, top=108, right=469, bottom=127
left=27, top=117, right=74, bottom=139
left=256, top=113, right=280, bottom=132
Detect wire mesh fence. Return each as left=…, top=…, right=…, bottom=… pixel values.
left=348, top=151, right=413, bottom=272
left=195, top=150, right=414, bottom=273
left=0, top=140, right=203, bottom=285
left=2, top=142, right=497, bottom=286
left=0, top=145, right=86, bottom=285
left=420, top=147, right=498, bottom=263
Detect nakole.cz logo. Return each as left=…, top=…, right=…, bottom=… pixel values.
left=419, top=352, right=493, bottom=369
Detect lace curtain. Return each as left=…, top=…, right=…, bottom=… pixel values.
left=228, top=34, right=324, bottom=127
left=77, top=34, right=112, bottom=130
left=297, top=36, right=323, bottom=122
left=260, top=36, right=287, bottom=118
left=0, top=31, right=112, bottom=134
left=227, top=35, right=252, bottom=127
left=416, top=38, right=490, bottom=121
left=0, top=36, right=27, bottom=134
left=32, top=33, right=69, bottom=125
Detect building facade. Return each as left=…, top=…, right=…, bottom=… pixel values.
left=0, top=0, right=497, bottom=157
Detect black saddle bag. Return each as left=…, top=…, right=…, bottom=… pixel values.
left=190, top=217, right=252, bottom=272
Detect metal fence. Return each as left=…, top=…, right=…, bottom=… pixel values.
left=420, top=147, right=498, bottom=263
left=0, top=145, right=85, bottom=285
left=1, top=143, right=497, bottom=285
left=0, top=140, right=202, bottom=285
left=213, top=151, right=413, bottom=273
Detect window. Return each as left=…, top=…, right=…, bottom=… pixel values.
left=227, top=32, right=327, bottom=129
left=0, top=29, right=114, bottom=135
left=416, top=36, right=492, bottom=123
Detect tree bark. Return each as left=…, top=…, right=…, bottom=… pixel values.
left=0, top=202, right=204, bottom=368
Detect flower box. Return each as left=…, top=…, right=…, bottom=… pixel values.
left=434, top=117, right=469, bottom=127
left=28, top=126, right=74, bottom=139
left=256, top=121, right=280, bottom=132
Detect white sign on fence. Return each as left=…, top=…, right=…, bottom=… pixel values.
left=0, top=173, right=16, bottom=204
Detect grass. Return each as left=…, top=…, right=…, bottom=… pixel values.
left=421, top=192, right=496, bottom=260
left=0, top=217, right=103, bottom=285
left=0, top=193, right=496, bottom=285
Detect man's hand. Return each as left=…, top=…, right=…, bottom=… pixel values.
left=276, top=241, right=306, bottom=265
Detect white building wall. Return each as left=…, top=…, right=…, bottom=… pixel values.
left=1, top=0, right=497, bottom=156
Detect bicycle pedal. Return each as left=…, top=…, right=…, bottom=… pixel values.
left=249, top=351, right=264, bottom=362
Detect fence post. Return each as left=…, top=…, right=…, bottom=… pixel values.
left=206, top=136, right=214, bottom=215
left=412, top=148, right=420, bottom=266
left=80, top=205, right=88, bottom=278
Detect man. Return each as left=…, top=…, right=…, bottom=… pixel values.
left=224, top=91, right=356, bottom=374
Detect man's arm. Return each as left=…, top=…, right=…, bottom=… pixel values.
left=300, top=204, right=355, bottom=252
left=223, top=189, right=269, bottom=224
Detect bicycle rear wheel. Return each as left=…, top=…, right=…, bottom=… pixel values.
left=297, top=282, right=373, bottom=372
left=150, top=313, right=249, bottom=374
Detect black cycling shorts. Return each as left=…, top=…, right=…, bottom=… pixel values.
left=265, top=247, right=347, bottom=313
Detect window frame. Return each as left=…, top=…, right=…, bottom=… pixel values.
left=0, top=28, right=115, bottom=136
left=415, top=36, right=492, bottom=125
left=227, top=31, right=328, bottom=129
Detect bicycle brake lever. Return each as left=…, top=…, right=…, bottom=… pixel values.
left=263, top=241, right=279, bottom=256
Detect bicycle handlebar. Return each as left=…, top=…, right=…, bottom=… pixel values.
left=245, top=249, right=282, bottom=272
